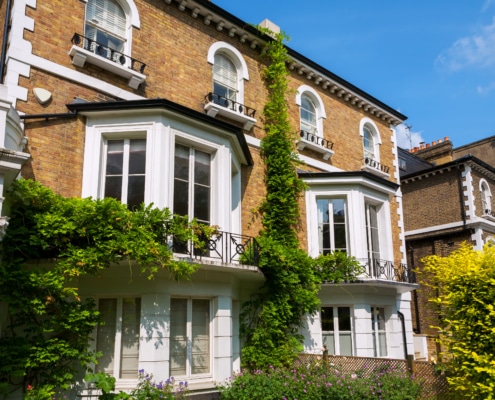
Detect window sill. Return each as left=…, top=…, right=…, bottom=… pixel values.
left=361, top=158, right=390, bottom=179
left=68, top=45, right=146, bottom=89
left=482, top=211, right=495, bottom=221
left=204, top=102, right=256, bottom=130
left=296, top=137, right=334, bottom=160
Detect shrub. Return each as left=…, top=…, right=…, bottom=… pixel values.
left=218, top=363, right=422, bottom=400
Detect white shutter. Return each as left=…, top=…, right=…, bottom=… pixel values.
left=86, top=0, right=126, bottom=38
left=213, top=54, right=237, bottom=89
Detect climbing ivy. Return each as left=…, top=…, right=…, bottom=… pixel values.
left=240, top=30, right=362, bottom=369
left=0, top=179, right=213, bottom=398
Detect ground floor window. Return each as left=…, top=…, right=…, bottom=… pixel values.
left=371, top=306, right=387, bottom=357
left=170, top=298, right=211, bottom=377
left=321, top=306, right=353, bottom=356
left=95, top=297, right=141, bottom=378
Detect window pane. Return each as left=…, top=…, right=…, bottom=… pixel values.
left=170, top=298, right=188, bottom=376
left=194, top=151, right=210, bottom=186
left=128, top=139, right=146, bottom=174
left=339, top=332, right=352, bottom=356
left=173, top=180, right=189, bottom=217
left=338, top=307, right=351, bottom=331
left=321, top=307, right=334, bottom=331
left=104, top=176, right=122, bottom=201
left=106, top=140, right=124, bottom=175
left=127, top=176, right=145, bottom=209
left=322, top=333, right=335, bottom=354
left=194, top=185, right=210, bottom=223
left=191, top=299, right=210, bottom=375
left=120, top=298, right=141, bottom=379
left=174, top=145, right=190, bottom=181
left=96, top=299, right=117, bottom=375
left=334, top=225, right=347, bottom=252
left=378, top=332, right=387, bottom=357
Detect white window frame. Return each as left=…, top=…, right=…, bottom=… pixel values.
left=207, top=42, right=249, bottom=105
left=295, top=86, right=334, bottom=159
left=205, top=42, right=255, bottom=130
left=359, top=118, right=388, bottom=178
left=94, top=297, right=141, bottom=381
left=169, top=297, right=212, bottom=378
left=321, top=305, right=354, bottom=356
left=295, top=85, right=326, bottom=138
left=316, top=197, right=348, bottom=254
left=69, top=0, right=145, bottom=88
left=102, top=137, right=147, bottom=208
left=371, top=306, right=388, bottom=357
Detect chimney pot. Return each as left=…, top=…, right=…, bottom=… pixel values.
left=426, top=143, right=430, bottom=148
left=438, top=138, right=443, bottom=143
left=432, top=141, right=437, bottom=146
left=444, top=136, right=449, bottom=142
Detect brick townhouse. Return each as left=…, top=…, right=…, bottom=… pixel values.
left=0, top=0, right=417, bottom=396
left=400, top=136, right=495, bottom=362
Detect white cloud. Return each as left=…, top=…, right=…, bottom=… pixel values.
left=483, top=0, right=494, bottom=12
left=477, top=80, right=495, bottom=94
left=435, top=17, right=495, bottom=71
left=395, top=124, right=425, bottom=149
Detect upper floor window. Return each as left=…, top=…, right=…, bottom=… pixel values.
left=104, top=138, right=146, bottom=209
left=95, top=297, right=141, bottom=379
left=365, top=202, right=380, bottom=264
left=480, top=179, right=492, bottom=214
left=205, top=42, right=255, bottom=130
left=317, top=198, right=347, bottom=254
left=173, top=144, right=211, bottom=226
left=360, top=119, right=388, bottom=177
left=295, top=86, right=333, bottom=160
left=85, top=0, right=126, bottom=59
left=213, top=54, right=237, bottom=104
left=300, top=95, right=317, bottom=135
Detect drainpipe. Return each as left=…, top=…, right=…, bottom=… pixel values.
left=397, top=310, right=408, bottom=359
left=408, top=243, right=421, bottom=333
left=0, top=0, right=13, bottom=84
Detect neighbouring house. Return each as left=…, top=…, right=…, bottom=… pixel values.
left=400, top=137, right=495, bottom=362
left=0, top=0, right=417, bottom=397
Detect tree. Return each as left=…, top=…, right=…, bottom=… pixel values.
left=0, top=179, right=212, bottom=399
left=421, top=243, right=495, bottom=399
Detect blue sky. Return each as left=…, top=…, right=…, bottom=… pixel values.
left=213, top=0, right=495, bottom=150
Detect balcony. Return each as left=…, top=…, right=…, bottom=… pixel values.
left=358, top=258, right=416, bottom=284
left=204, top=92, right=257, bottom=130
left=296, top=130, right=334, bottom=160
left=69, top=33, right=146, bottom=89
left=361, top=157, right=390, bottom=178
left=482, top=209, right=495, bottom=221
left=172, top=230, right=260, bottom=267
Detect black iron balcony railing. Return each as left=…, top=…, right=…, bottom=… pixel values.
left=363, top=157, right=390, bottom=174
left=358, top=258, right=416, bottom=284
left=299, top=130, right=334, bottom=150
left=483, top=208, right=495, bottom=218
left=205, top=92, right=256, bottom=119
left=172, top=230, right=260, bottom=267
left=71, top=33, right=146, bottom=74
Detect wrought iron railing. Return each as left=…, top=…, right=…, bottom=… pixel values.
left=172, top=230, right=260, bottom=267
left=299, top=130, right=334, bottom=150
left=71, top=33, right=146, bottom=74
left=363, top=157, right=390, bottom=174
left=205, top=92, right=256, bottom=118
left=358, top=258, right=415, bottom=283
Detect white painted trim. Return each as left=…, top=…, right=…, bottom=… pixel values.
left=404, top=221, right=466, bottom=237
left=295, top=85, right=327, bottom=119
left=207, top=42, right=249, bottom=81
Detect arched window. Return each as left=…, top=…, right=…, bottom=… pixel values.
left=360, top=119, right=381, bottom=161
left=363, top=125, right=375, bottom=160
left=480, top=179, right=492, bottom=214
left=300, top=95, right=317, bottom=135
left=296, top=85, right=326, bottom=138
left=85, top=0, right=127, bottom=60
left=213, top=53, right=238, bottom=103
